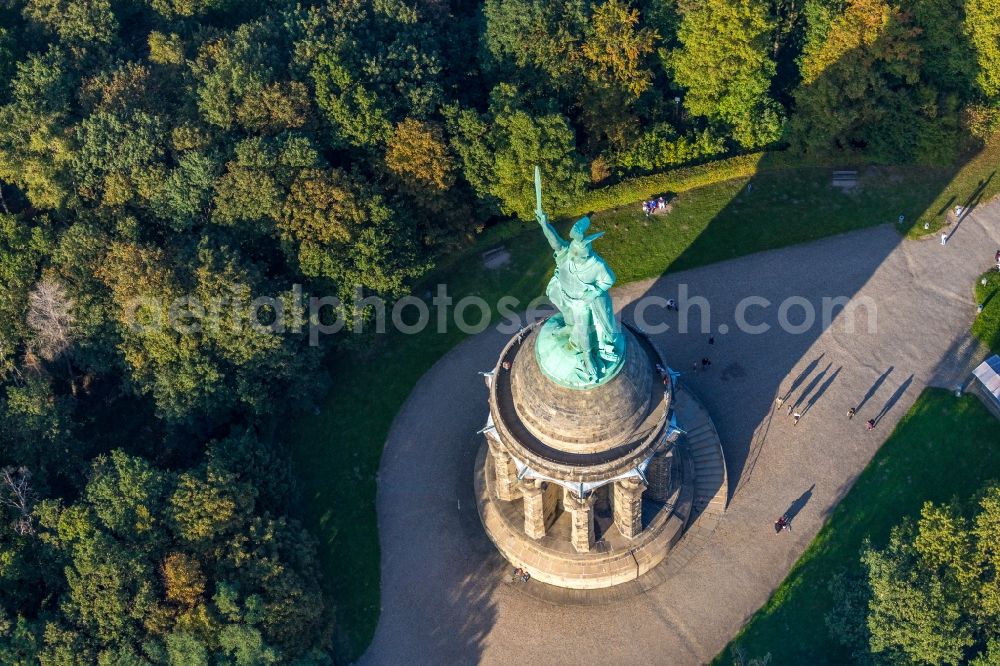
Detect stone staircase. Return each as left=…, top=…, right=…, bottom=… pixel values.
left=635, top=384, right=728, bottom=584
left=673, top=387, right=728, bottom=520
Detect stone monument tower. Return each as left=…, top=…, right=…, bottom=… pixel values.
left=474, top=168, right=727, bottom=589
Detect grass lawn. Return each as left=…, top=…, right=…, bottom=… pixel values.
left=974, top=268, right=1000, bottom=353
left=286, top=142, right=1000, bottom=662
left=909, top=139, right=1000, bottom=237
left=595, top=165, right=950, bottom=282
left=717, top=388, right=1000, bottom=665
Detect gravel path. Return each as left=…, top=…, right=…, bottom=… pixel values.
left=360, top=204, right=1000, bottom=666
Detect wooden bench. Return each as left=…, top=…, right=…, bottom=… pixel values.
left=832, top=170, right=858, bottom=190
left=482, top=245, right=511, bottom=270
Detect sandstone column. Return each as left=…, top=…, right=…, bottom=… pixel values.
left=645, top=449, right=674, bottom=503
left=488, top=439, right=521, bottom=501
left=522, top=480, right=547, bottom=539
left=541, top=480, right=560, bottom=529
left=564, top=489, right=595, bottom=553
left=614, top=477, right=646, bottom=539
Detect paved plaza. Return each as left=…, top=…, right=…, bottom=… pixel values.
left=360, top=203, right=1000, bottom=665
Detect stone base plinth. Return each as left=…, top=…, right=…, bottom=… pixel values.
left=476, top=322, right=728, bottom=592
left=474, top=442, right=693, bottom=590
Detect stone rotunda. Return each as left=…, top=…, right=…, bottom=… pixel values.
left=476, top=319, right=706, bottom=589
left=473, top=169, right=728, bottom=590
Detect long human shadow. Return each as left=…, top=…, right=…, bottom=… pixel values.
left=782, top=355, right=824, bottom=404
left=948, top=172, right=995, bottom=241
left=936, top=194, right=958, bottom=217
left=802, top=366, right=841, bottom=417
left=854, top=367, right=894, bottom=413
left=793, top=362, right=832, bottom=409
left=620, top=223, right=900, bottom=499
left=736, top=398, right=779, bottom=495
left=873, top=375, right=914, bottom=426
left=783, top=485, right=815, bottom=525
left=618, top=172, right=922, bottom=492
left=616, top=137, right=988, bottom=499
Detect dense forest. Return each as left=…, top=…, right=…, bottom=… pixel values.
left=0, top=0, right=998, bottom=662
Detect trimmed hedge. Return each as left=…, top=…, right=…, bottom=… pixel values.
left=564, top=152, right=766, bottom=216
left=562, top=148, right=875, bottom=217
left=463, top=148, right=870, bottom=259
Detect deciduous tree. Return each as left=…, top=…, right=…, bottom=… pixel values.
left=830, top=487, right=1000, bottom=664
left=582, top=0, right=658, bottom=97
left=966, top=0, right=1000, bottom=100
left=26, top=277, right=74, bottom=363
left=671, top=0, right=784, bottom=148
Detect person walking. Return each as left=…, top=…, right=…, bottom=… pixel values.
left=708, top=336, right=715, bottom=345
left=941, top=231, right=948, bottom=246
left=786, top=403, right=793, bottom=416
left=701, top=357, right=711, bottom=369
left=994, top=248, right=1000, bottom=270
left=866, top=418, right=876, bottom=431
left=792, top=411, right=802, bottom=426
left=847, top=407, right=856, bottom=420
left=774, top=515, right=790, bottom=533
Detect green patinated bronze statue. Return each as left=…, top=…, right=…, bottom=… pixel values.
left=533, top=166, right=625, bottom=388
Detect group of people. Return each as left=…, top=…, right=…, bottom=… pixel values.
left=775, top=398, right=878, bottom=430
left=940, top=206, right=969, bottom=245
left=781, top=401, right=802, bottom=426
left=774, top=397, right=803, bottom=425
left=846, top=406, right=877, bottom=430
left=643, top=197, right=669, bottom=216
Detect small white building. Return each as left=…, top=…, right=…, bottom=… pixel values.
left=971, top=355, right=1000, bottom=420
